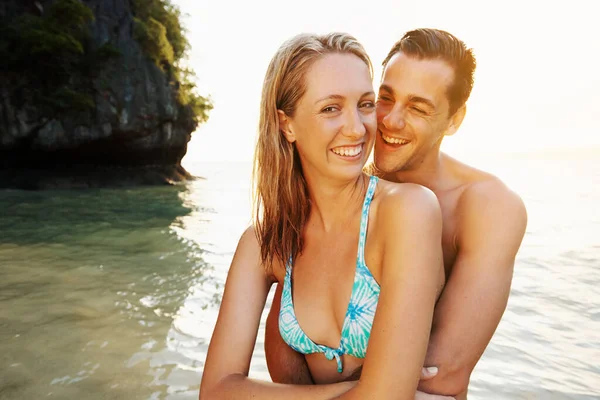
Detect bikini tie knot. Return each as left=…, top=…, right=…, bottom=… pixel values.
left=324, top=347, right=344, bottom=373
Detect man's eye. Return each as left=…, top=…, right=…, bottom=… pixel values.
left=411, top=106, right=426, bottom=114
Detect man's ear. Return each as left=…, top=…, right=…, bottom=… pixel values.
left=445, top=105, right=466, bottom=137
left=278, top=110, right=296, bottom=143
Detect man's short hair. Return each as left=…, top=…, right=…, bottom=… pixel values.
left=383, top=28, right=476, bottom=116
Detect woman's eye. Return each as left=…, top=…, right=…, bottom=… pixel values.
left=322, top=106, right=338, bottom=113
left=360, top=101, right=375, bottom=109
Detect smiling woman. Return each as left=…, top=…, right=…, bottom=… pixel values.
left=198, top=32, right=446, bottom=400
left=276, top=52, right=376, bottom=185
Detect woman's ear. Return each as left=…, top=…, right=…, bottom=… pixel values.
left=278, top=110, right=296, bottom=143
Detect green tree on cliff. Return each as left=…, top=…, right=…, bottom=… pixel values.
left=0, top=0, right=95, bottom=112
left=131, top=0, right=212, bottom=124
left=0, top=0, right=211, bottom=125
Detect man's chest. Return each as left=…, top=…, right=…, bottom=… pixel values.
left=437, top=191, right=462, bottom=275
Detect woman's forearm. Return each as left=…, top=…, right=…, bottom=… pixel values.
left=201, top=373, right=355, bottom=400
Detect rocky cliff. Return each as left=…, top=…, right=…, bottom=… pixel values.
left=0, top=0, right=211, bottom=189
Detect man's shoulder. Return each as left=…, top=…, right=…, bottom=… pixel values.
left=459, top=174, right=525, bottom=216
left=441, top=153, right=524, bottom=214
left=454, top=170, right=527, bottom=249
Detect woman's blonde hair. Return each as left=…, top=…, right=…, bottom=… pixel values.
left=253, top=32, right=373, bottom=271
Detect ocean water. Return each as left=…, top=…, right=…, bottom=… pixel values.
left=0, top=150, right=599, bottom=399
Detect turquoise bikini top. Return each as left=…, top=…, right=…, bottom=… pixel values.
left=279, top=176, right=381, bottom=373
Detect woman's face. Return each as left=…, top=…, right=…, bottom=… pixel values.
left=282, top=53, right=376, bottom=182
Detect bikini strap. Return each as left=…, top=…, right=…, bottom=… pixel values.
left=357, top=176, right=378, bottom=264
left=285, top=256, right=293, bottom=275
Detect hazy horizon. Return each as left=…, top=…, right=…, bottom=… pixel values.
left=169, top=0, right=600, bottom=163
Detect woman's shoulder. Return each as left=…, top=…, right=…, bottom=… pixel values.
left=373, top=177, right=440, bottom=215
left=235, top=225, right=282, bottom=284
left=237, top=225, right=261, bottom=253
left=368, top=177, right=442, bottom=239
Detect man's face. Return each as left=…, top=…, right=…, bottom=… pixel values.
left=374, top=52, right=455, bottom=173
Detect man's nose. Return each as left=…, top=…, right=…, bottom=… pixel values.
left=381, top=106, right=406, bottom=131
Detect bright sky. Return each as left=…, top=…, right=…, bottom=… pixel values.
left=173, top=0, right=600, bottom=162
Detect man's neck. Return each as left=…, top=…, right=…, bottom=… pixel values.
left=392, top=152, right=449, bottom=193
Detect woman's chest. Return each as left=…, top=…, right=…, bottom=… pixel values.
left=291, top=238, right=360, bottom=347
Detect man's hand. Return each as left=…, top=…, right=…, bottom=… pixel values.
left=420, top=366, right=438, bottom=381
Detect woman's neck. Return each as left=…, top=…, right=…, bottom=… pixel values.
left=303, top=172, right=369, bottom=233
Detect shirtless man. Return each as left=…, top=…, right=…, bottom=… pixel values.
left=264, top=28, right=528, bottom=399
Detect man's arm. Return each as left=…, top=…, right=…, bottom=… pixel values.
left=265, top=283, right=314, bottom=384
left=418, top=180, right=527, bottom=397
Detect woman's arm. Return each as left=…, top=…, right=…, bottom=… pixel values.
left=335, top=184, right=444, bottom=400
left=199, top=226, right=356, bottom=400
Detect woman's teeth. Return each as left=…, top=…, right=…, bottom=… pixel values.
left=331, top=144, right=362, bottom=157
